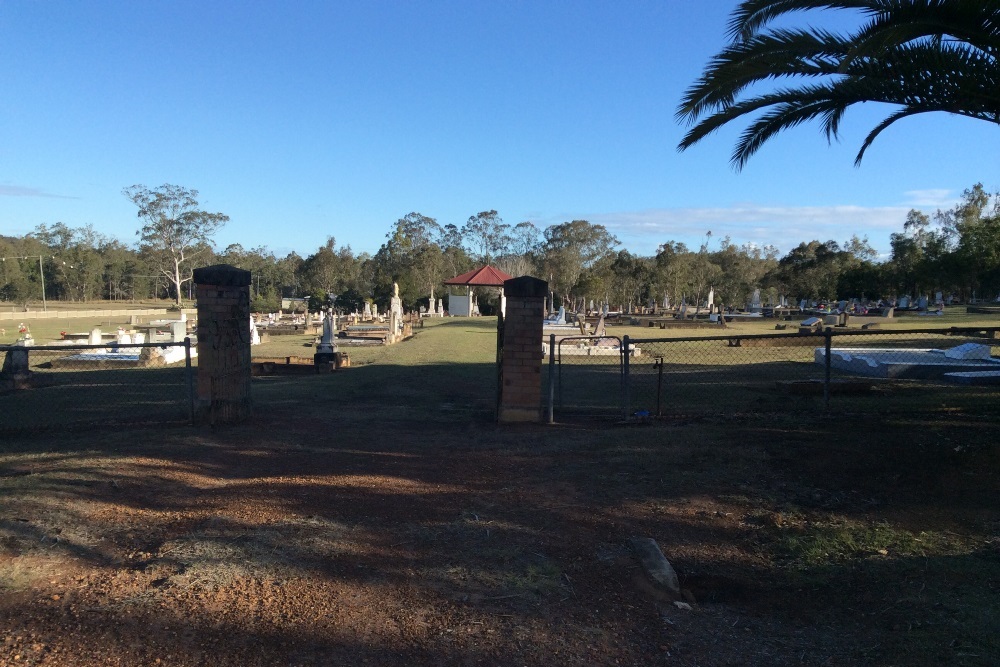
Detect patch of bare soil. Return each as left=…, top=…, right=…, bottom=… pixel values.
left=1, top=409, right=998, bottom=666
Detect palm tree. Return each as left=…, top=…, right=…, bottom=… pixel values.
left=677, top=0, right=1000, bottom=169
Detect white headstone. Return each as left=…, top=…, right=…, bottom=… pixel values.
left=89, top=327, right=102, bottom=345
left=707, top=287, right=714, bottom=307
left=437, top=298, right=444, bottom=315
left=250, top=315, right=261, bottom=345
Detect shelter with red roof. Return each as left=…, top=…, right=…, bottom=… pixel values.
left=443, top=265, right=513, bottom=316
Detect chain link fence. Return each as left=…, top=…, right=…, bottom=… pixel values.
left=1, top=341, right=194, bottom=433
left=546, top=327, right=1000, bottom=421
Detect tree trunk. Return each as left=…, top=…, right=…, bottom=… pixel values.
left=173, top=258, right=184, bottom=307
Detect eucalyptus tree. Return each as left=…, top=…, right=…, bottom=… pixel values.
left=461, top=210, right=511, bottom=266
left=540, top=220, right=619, bottom=305
left=123, top=184, right=229, bottom=305
left=678, top=0, right=1000, bottom=168
left=947, top=184, right=1000, bottom=296
left=496, top=221, right=542, bottom=279
left=653, top=241, right=692, bottom=306
left=373, top=212, right=446, bottom=306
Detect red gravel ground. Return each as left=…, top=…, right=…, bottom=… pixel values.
left=2, top=373, right=998, bottom=666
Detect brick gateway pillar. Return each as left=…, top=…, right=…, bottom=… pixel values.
left=497, top=275, right=547, bottom=423
left=194, top=264, right=253, bottom=424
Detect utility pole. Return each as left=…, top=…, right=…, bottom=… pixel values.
left=37, top=255, right=46, bottom=311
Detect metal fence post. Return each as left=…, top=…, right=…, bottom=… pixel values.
left=823, top=328, right=832, bottom=410
left=622, top=335, right=631, bottom=421
left=185, top=337, right=195, bottom=424
left=547, top=333, right=555, bottom=424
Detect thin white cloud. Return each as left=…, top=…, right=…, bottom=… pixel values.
left=579, top=204, right=913, bottom=255
left=901, top=189, right=955, bottom=208
left=0, top=185, right=78, bottom=199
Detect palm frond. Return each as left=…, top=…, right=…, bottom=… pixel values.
left=679, top=0, right=1000, bottom=168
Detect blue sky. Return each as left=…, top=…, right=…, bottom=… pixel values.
left=2, top=0, right=997, bottom=259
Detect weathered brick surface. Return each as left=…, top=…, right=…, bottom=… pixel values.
left=498, top=276, right=547, bottom=423
left=195, top=265, right=253, bottom=424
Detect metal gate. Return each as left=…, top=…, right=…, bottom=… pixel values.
left=547, top=335, right=625, bottom=421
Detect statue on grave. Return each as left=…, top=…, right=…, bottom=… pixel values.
left=314, top=306, right=339, bottom=366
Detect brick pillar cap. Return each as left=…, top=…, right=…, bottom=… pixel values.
left=193, top=264, right=251, bottom=287
left=504, top=276, right=548, bottom=298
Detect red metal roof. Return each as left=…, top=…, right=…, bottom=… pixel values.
left=443, top=265, right=514, bottom=287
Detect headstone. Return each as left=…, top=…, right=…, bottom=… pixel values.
left=898, top=296, right=910, bottom=309
left=170, top=321, right=186, bottom=343
left=250, top=315, right=261, bottom=345
left=707, top=287, right=714, bottom=308
left=390, top=282, right=404, bottom=333
left=555, top=306, right=566, bottom=325
left=935, top=291, right=943, bottom=304
left=750, top=288, right=762, bottom=311
left=314, top=306, right=338, bottom=363
left=437, top=298, right=444, bottom=315
left=89, top=327, right=102, bottom=345
left=917, top=296, right=928, bottom=310
left=593, top=313, right=607, bottom=338
left=363, top=302, right=372, bottom=321
left=799, top=299, right=807, bottom=311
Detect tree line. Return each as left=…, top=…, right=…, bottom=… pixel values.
left=2, top=183, right=998, bottom=313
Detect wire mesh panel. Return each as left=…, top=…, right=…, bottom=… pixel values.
left=0, top=342, right=193, bottom=433
left=628, top=333, right=828, bottom=418
left=626, top=327, right=1000, bottom=419
left=552, top=336, right=624, bottom=420
left=822, top=328, right=1000, bottom=416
